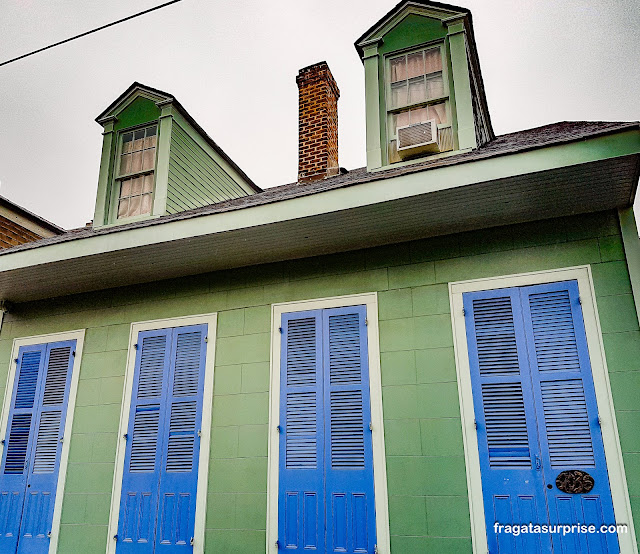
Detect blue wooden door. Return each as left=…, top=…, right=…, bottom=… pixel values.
left=464, top=281, right=619, bottom=553
left=278, top=306, right=376, bottom=553
left=117, top=325, right=207, bottom=553
left=0, top=340, right=75, bottom=554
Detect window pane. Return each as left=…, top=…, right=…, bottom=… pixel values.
left=146, top=125, right=157, bottom=137
left=120, top=179, right=132, bottom=198
left=119, top=154, right=131, bottom=176
left=397, top=111, right=411, bottom=129
left=118, top=198, right=129, bottom=219
left=142, top=149, right=155, bottom=171
left=390, top=57, right=406, bottom=83
left=407, top=52, right=425, bottom=79
left=129, top=196, right=141, bottom=217
left=426, top=73, right=445, bottom=99
left=424, top=48, right=442, bottom=73
left=428, top=102, right=448, bottom=125
left=122, top=132, right=134, bottom=153
left=140, top=193, right=152, bottom=215
left=143, top=174, right=154, bottom=193
left=391, top=82, right=407, bottom=108
left=408, top=78, right=427, bottom=104
left=130, top=151, right=143, bottom=173
left=144, top=134, right=157, bottom=149
left=410, top=107, right=429, bottom=125
left=131, top=176, right=143, bottom=196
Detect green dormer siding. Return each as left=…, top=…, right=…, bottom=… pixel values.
left=166, top=115, right=255, bottom=215
left=113, top=97, right=160, bottom=131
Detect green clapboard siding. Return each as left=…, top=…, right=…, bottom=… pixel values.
left=0, top=210, right=638, bottom=553
left=166, top=122, right=251, bottom=214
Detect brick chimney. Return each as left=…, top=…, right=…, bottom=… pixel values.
left=297, top=62, right=340, bottom=182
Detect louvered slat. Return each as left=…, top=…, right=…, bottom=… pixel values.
left=529, top=291, right=581, bottom=372
left=472, top=298, right=520, bottom=376
left=42, top=347, right=71, bottom=405
left=481, top=383, right=531, bottom=468
left=287, top=318, right=317, bottom=387
left=14, top=352, right=41, bottom=409
left=137, top=336, right=166, bottom=399
left=4, top=414, right=31, bottom=475
left=172, top=332, right=201, bottom=397
left=129, top=406, right=160, bottom=473
left=330, top=391, right=365, bottom=468
left=165, top=402, right=196, bottom=472
left=32, top=411, right=61, bottom=473
left=286, top=392, right=317, bottom=469
left=328, top=313, right=361, bottom=385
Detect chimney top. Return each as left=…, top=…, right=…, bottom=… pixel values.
left=297, top=62, right=340, bottom=183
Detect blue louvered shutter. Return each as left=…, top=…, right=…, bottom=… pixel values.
left=278, top=310, right=324, bottom=552
left=520, top=281, right=619, bottom=553
left=463, top=289, right=550, bottom=554
left=323, top=306, right=376, bottom=554
left=155, top=325, right=207, bottom=550
left=118, top=329, right=172, bottom=553
left=0, top=341, right=75, bottom=554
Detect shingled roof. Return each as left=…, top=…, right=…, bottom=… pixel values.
left=1, top=120, right=637, bottom=256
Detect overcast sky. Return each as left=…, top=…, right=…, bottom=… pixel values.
left=0, top=0, right=638, bottom=231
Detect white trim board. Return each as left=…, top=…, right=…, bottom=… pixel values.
left=448, top=265, right=638, bottom=554
left=266, top=292, right=390, bottom=554
left=0, top=329, right=86, bottom=554
left=105, top=313, right=217, bottom=554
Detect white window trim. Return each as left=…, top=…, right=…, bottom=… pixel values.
left=106, top=313, right=217, bottom=554
left=449, top=265, right=638, bottom=554
left=0, top=329, right=86, bottom=554
left=266, top=292, right=390, bottom=554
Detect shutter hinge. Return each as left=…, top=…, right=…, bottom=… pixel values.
left=47, top=531, right=51, bottom=538
left=197, top=429, right=202, bottom=438
left=578, top=296, right=582, bottom=305
left=72, top=350, right=76, bottom=357
left=374, top=544, right=379, bottom=554
left=204, top=336, right=208, bottom=343
left=462, top=307, right=466, bottom=316
left=279, top=327, right=283, bottom=334
left=134, top=343, right=139, bottom=350
left=59, top=436, right=63, bottom=443
left=190, top=537, right=194, bottom=546
left=277, top=425, right=282, bottom=434
left=275, top=539, right=280, bottom=549
left=1, top=439, right=5, bottom=445
left=368, top=422, right=373, bottom=431
left=113, top=534, right=118, bottom=541
left=14, top=358, right=18, bottom=364
left=597, top=415, right=602, bottom=426
left=122, top=433, right=128, bottom=440
left=365, top=318, right=368, bottom=326
left=473, top=419, right=477, bottom=429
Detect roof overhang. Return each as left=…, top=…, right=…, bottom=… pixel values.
left=0, top=129, right=638, bottom=303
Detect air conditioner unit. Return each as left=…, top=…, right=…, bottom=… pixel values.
left=397, top=119, right=440, bottom=157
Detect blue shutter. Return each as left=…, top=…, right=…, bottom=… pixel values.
left=118, top=329, right=172, bottom=553
left=0, top=341, right=75, bottom=554
left=323, top=306, right=375, bottom=554
left=463, top=289, right=550, bottom=554
left=156, top=325, right=207, bottom=550
left=278, top=311, right=324, bottom=552
left=521, top=281, right=619, bottom=553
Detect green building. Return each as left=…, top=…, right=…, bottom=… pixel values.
left=0, top=1, right=639, bottom=552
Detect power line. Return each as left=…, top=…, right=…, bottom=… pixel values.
left=0, top=0, right=184, bottom=68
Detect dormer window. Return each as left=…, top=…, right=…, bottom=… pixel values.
left=116, top=125, right=157, bottom=219
left=387, top=45, right=452, bottom=162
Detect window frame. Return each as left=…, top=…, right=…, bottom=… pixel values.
left=109, top=122, right=159, bottom=224
left=266, top=292, right=390, bottom=554
left=449, top=266, right=637, bottom=554
left=384, top=42, right=452, bottom=152
left=0, top=329, right=85, bottom=554
left=106, top=313, right=217, bottom=554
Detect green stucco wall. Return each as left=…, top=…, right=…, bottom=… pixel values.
left=0, top=210, right=638, bottom=553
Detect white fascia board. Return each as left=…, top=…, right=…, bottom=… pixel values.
left=1, top=129, right=639, bottom=273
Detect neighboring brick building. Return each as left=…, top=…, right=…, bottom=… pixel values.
left=0, top=195, right=64, bottom=249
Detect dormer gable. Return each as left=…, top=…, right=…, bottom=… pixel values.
left=355, top=0, right=494, bottom=171
left=93, top=83, right=259, bottom=228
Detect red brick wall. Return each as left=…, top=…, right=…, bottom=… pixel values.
left=297, top=62, right=340, bottom=182
left=0, top=215, right=42, bottom=248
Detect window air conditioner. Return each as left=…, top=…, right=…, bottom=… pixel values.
left=397, top=119, right=440, bottom=157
